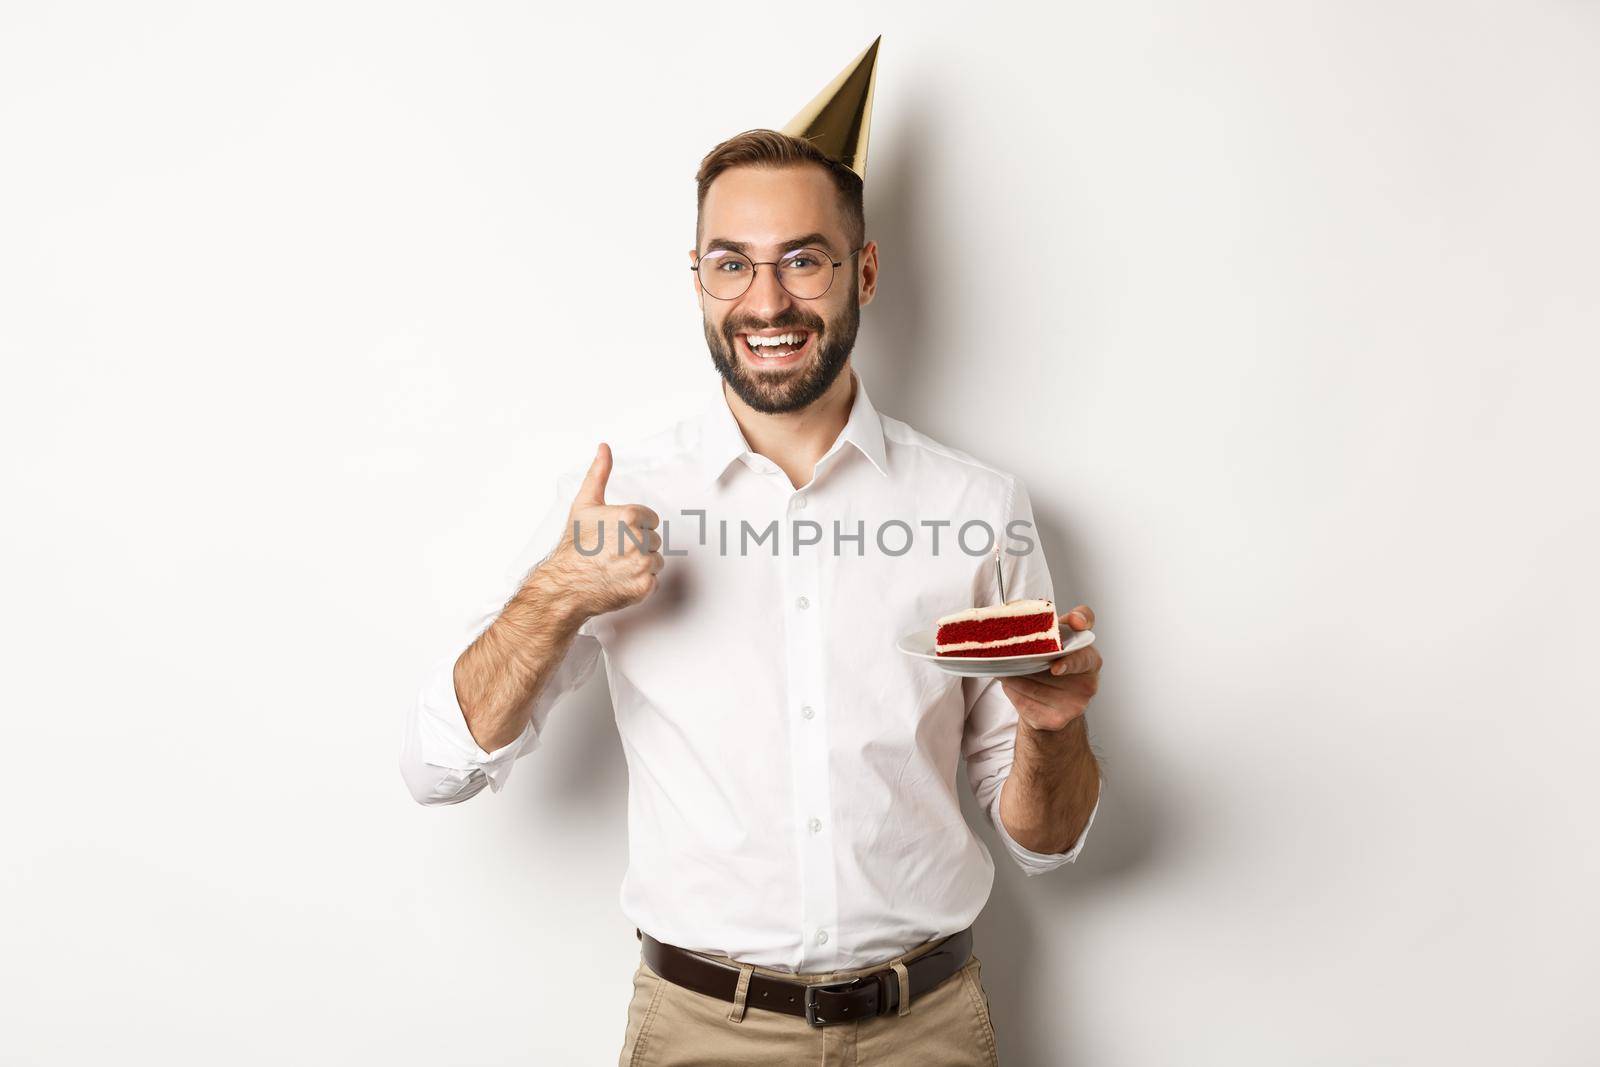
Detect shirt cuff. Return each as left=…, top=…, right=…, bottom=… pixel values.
left=416, top=647, right=541, bottom=795
left=988, top=773, right=1102, bottom=876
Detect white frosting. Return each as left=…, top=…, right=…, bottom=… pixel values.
left=935, top=598, right=1055, bottom=628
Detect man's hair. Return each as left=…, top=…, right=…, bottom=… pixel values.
left=694, top=129, right=865, bottom=253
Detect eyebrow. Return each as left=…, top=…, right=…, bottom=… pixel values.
left=704, top=232, right=838, bottom=257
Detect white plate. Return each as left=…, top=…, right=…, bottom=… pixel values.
left=896, top=626, right=1096, bottom=677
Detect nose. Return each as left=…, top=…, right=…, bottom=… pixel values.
left=737, top=261, right=798, bottom=322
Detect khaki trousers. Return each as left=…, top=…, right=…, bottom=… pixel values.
left=616, top=933, right=1000, bottom=1066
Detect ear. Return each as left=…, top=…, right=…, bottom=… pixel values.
left=857, top=240, right=879, bottom=307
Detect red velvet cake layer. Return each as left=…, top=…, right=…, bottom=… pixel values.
left=935, top=611, right=1057, bottom=645
left=937, top=637, right=1062, bottom=658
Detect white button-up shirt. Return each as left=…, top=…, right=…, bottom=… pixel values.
left=401, top=368, right=1100, bottom=973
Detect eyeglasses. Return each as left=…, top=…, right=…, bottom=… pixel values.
left=691, top=244, right=865, bottom=301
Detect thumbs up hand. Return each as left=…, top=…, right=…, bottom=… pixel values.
left=538, top=443, right=664, bottom=620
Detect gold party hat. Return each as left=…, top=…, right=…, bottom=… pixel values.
left=779, top=35, right=881, bottom=183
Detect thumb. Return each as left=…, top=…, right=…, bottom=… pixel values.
left=572, top=443, right=611, bottom=508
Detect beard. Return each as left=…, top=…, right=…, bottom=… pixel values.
left=703, top=273, right=859, bottom=415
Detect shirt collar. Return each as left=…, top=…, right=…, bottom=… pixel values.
left=698, top=367, right=890, bottom=487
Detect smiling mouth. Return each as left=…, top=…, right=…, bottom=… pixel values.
left=736, top=329, right=814, bottom=366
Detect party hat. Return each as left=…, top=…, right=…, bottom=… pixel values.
left=779, top=35, right=881, bottom=182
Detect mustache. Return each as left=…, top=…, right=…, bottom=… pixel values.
left=726, top=319, right=822, bottom=336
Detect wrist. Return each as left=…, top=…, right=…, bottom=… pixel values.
left=516, top=558, right=593, bottom=633
left=1015, top=714, right=1095, bottom=773
left=1018, top=709, right=1088, bottom=743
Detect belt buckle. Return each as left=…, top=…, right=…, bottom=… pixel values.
left=803, top=975, right=876, bottom=1028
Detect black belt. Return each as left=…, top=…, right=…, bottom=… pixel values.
left=636, top=926, right=973, bottom=1028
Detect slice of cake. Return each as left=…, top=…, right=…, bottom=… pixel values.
left=934, top=598, right=1062, bottom=658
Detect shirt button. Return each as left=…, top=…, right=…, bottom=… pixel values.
left=795, top=495, right=807, bottom=509
left=801, top=705, right=815, bottom=719
left=808, top=817, right=822, bottom=834
left=796, top=595, right=809, bottom=610
left=816, top=929, right=829, bottom=945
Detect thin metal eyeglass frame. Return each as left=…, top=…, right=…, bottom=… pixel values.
left=690, top=245, right=866, bottom=301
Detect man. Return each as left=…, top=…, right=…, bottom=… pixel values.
left=400, top=38, right=1104, bottom=1065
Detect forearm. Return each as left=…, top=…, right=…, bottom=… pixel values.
left=454, top=566, right=590, bottom=752
left=998, top=715, right=1100, bottom=854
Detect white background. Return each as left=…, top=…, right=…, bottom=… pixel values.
left=3, top=3, right=1597, bottom=1064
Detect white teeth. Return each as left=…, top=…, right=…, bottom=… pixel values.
left=745, top=332, right=806, bottom=347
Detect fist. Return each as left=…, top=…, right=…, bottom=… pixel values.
left=538, top=443, right=664, bottom=618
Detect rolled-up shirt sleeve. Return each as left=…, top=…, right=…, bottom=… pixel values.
left=401, top=468, right=604, bottom=806
left=960, top=474, right=1101, bottom=875
left=964, top=676, right=1102, bottom=875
